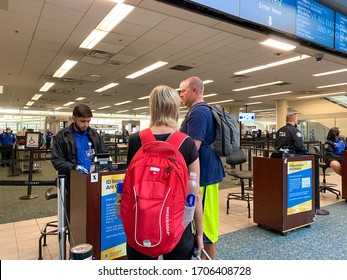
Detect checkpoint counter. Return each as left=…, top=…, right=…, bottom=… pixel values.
left=70, top=170, right=126, bottom=260
left=253, top=155, right=316, bottom=234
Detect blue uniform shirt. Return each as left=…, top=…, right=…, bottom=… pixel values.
left=72, top=125, right=94, bottom=171
left=334, top=138, right=345, bottom=155
left=0, top=132, right=17, bottom=146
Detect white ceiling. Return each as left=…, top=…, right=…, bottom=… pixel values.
left=1, top=0, right=347, bottom=121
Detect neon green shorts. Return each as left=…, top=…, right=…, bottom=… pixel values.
left=200, top=183, right=219, bottom=243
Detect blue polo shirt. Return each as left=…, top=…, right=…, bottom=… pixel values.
left=334, top=138, right=345, bottom=155
left=72, top=125, right=94, bottom=171
left=180, top=102, right=225, bottom=186
left=0, top=132, right=17, bottom=146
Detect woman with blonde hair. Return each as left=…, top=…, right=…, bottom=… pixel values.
left=125, top=85, right=203, bottom=260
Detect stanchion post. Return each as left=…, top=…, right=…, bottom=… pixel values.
left=314, top=154, right=329, bottom=215
left=57, top=175, right=67, bottom=259
left=19, top=149, right=38, bottom=200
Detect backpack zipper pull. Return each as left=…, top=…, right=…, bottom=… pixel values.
left=169, top=157, right=180, bottom=168
left=165, top=166, right=173, bottom=179
left=133, top=195, right=138, bottom=210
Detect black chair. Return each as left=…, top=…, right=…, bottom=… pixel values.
left=313, top=146, right=341, bottom=199
left=38, top=187, right=58, bottom=260
left=226, top=150, right=253, bottom=218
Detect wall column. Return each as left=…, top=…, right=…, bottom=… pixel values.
left=276, top=100, right=287, bottom=130
left=226, top=106, right=240, bottom=119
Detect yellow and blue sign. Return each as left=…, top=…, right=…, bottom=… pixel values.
left=287, top=160, right=313, bottom=216
left=100, top=173, right=126, bottom=260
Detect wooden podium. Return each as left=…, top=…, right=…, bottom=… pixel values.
left=253, top=155, right=316, bottom=234
left=70, top=170, right=127, bottom=260
left=341, top=150, right=347, bottom=200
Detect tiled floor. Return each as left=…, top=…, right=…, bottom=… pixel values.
left=0, top=167, right=343, bottom=260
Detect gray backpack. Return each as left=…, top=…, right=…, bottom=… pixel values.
left=188, top=103, right=240, bottom=157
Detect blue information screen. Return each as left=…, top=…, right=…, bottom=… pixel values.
left=335, top=12, right=347, bottom=53
left=239, top=0, right=296, bottom=34
left=296, top=0, right=334, bottom=48
left=190, top=0, right=239, bottom=17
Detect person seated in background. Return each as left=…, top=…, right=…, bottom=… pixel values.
left=324, top=127, right=346, bottom=176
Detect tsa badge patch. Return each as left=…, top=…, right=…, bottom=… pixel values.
left=296, top=132, right=302, bottom=137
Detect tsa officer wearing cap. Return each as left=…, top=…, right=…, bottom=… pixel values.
left=275, top=113, right=308, bottom=155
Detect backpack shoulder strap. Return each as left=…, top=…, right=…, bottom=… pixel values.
left=187, top=102, right=211, bottom=117
left=166, top=131, right=188, bottom=150
left=139, top=128, right=156, bottom=145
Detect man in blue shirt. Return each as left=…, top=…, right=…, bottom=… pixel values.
left=179, top=76, right=225, bottom=259
left=51, top=104, right=107, bottom=221
left=0, top=128, right=17, bottom=167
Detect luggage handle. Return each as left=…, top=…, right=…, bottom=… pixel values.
left=192, top=246, right=212, bottom=260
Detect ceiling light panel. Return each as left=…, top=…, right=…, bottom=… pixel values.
left=126, top=61, right=168, bottom=79
left=114, top=100, right=132, bottom=105
left=53, top=60, right=78, bottom=78
left=234, top=55, right=310, bottom=75
left=249, top=91, right=292, bottom=98
left=259, top=37, right=298, bottom=51
left=39, top=82, right=55, bottom=92
left=233, top=81, right=283, bottom=91
left=95, top=83, right=119, bottom=92
left=79, top=3, right=134, bottom=49
left=313, top=68, right=347, bottom=77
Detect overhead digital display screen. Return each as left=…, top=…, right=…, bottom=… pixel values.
left=335, top=12, right=347, bottom=53
left=296, top=0, right=334, bottom=48
left=190, top=0, right=239, bottom=17
left=239, top=112, right=255, bottom=122
left=239, top=0, right=296, bottom=34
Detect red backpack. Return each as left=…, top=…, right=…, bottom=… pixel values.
left=121, top=128, right=188, bottom=258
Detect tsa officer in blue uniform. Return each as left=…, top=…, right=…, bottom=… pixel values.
left=275, top=113, right=308, bottom=155
left=0, top=128, right=18, bottom=166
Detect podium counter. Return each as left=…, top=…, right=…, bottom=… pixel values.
left=70, top=170, right=126, bottom=260
left=253, top=155, right=316, bottom=234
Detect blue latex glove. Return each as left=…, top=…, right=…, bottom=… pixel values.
left=75, top=165, right=88, bottom=174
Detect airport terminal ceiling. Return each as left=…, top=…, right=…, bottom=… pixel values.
left=1, top=0, right=347, bottom=123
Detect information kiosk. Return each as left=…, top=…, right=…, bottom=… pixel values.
left=253, top=155, right=316, bottom=234
left=70, top=170, right=126, bottom=260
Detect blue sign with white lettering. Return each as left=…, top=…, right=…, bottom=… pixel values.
left=239, top=0, right=296, bottom=33
left=335, top=12, right=347, bottom=53
left=190, top=0, right=239, bottom=17
left=296, top=0, right=334, bottom=48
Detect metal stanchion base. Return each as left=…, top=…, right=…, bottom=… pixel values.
left=316, top=209, right=329, bottom=215
left=20, top=194, right=39, bottom=200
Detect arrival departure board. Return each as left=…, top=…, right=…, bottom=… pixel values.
left=239, top=0, right=296, bottom=34
left=186, top=0, right=347, bottom=53
left=296, top=0, right=334, bottom=48
left=190, top=0, right=239, bottom=17
left=335, top=12, right=347, bottom=53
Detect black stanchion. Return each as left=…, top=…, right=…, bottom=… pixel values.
left=20, top=149, right=38, bottom=200
left=313, top=153, right=329, bottom=215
